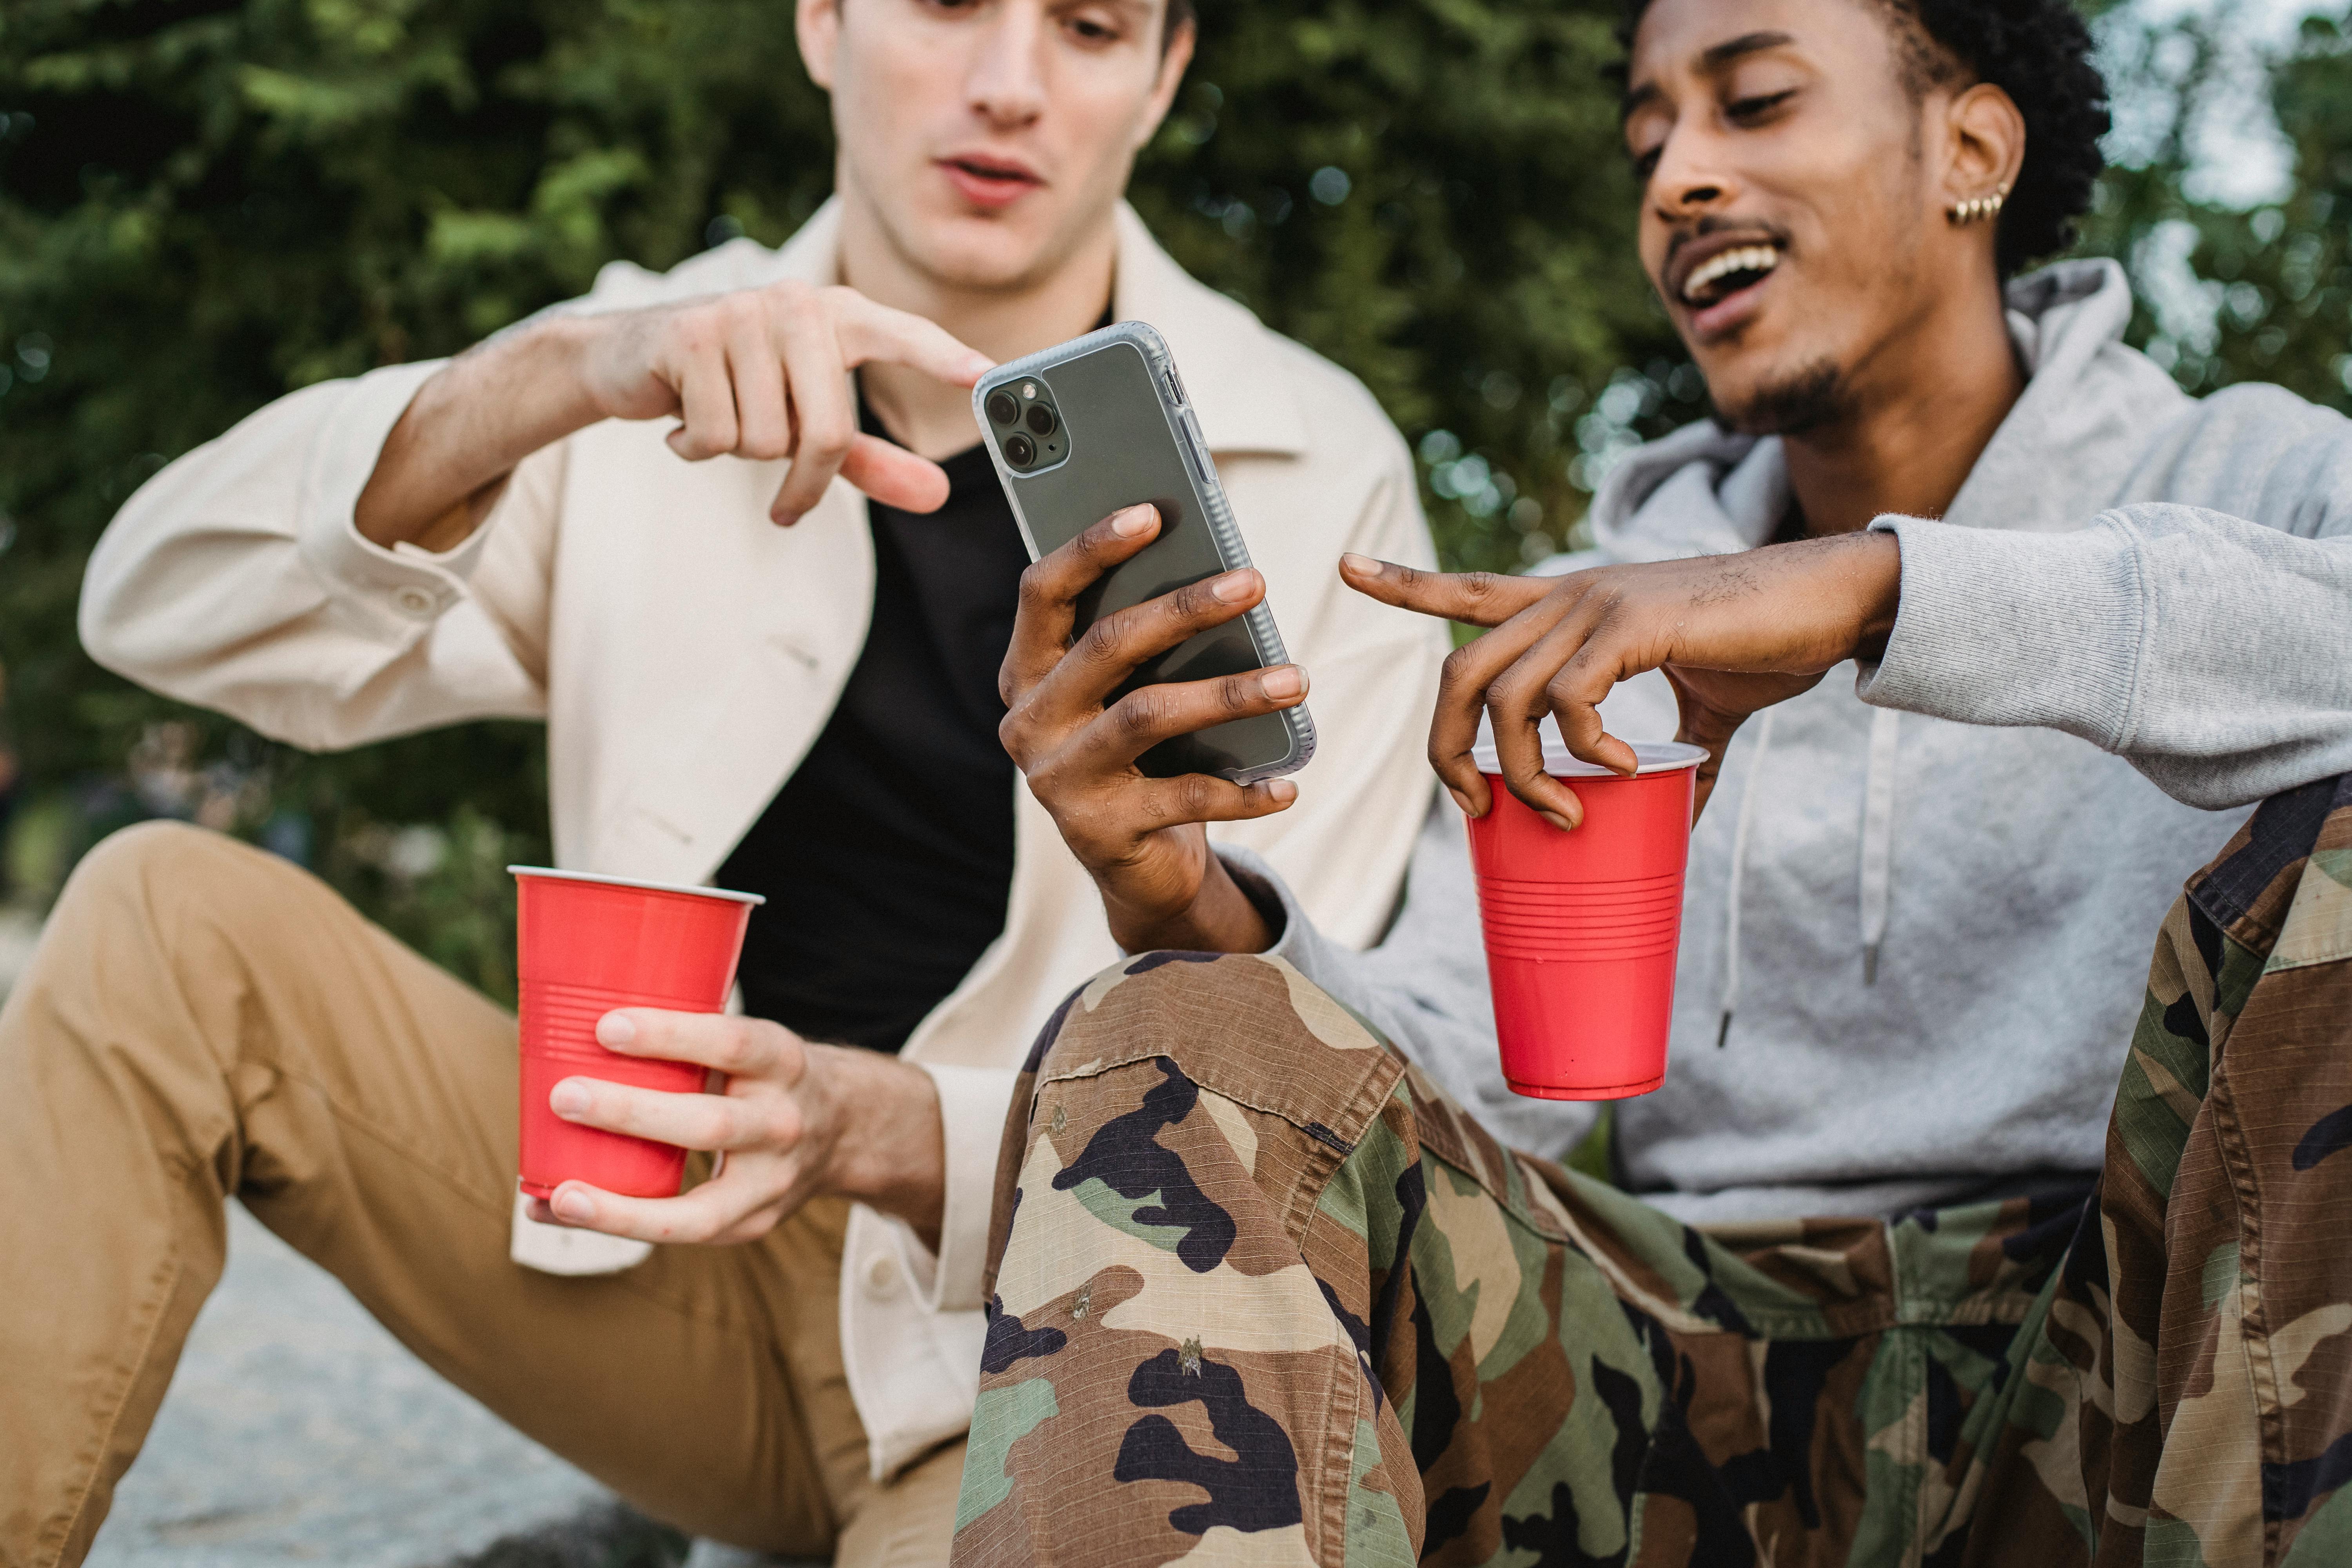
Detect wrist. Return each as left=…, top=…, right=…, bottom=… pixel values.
left=1851, top=529, right=1903, bottom=661
left=1105, top=853, right=1272, bottom=955
left=815, top=1046, right=945, bottom=1247
left=509, top=313, right=610, bottom=426
left=355, top=315, right=607, bottom=549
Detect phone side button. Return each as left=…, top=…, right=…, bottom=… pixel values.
left=1180, top=410, right=1213, bottom=483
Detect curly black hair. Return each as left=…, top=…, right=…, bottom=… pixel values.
left=1620, top=0, right=2111, bottom=276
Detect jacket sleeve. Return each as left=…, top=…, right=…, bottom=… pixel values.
left=893, top=1063, right=1019, bottom=1316
left=1220, top=805, right=1603, bottom=1162
left=1858, top=400, right=2352, bottom=810
left=78, top=360, right=562, bottom=751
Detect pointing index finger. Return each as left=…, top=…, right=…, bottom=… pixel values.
left=833, top=291, right=996, bottom=387
left=1339, top=554, right=1552, bottom=628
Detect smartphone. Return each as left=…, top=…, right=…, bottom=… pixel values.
left=975, top=322, right=1315, bottom=784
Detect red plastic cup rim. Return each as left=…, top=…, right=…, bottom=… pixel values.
left=1469, top=737, right=1707, bottom=779
left=507, top=865, right=767, bottom=906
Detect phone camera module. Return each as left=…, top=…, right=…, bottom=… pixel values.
left=1024, top=403, right=1058, bottom=438
left=986, top=390, right=1020, bottom=426
left=1004, top=432, right=1038, bottom=467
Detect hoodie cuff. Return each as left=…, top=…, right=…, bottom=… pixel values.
left=294, top=359, right=500, bottom=640
left=895, top=1062, right=1020, bottom=1315
left=1856, top=514, right=2147, bottom=749
left=1217, top=846, right=1368, bottom=994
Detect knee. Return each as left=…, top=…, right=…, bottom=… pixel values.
left=1029, top=949, right=1390, bottom=1105
left=53, top=822, right=291, bottom=955
left=63, top=820, right=251, bottom=909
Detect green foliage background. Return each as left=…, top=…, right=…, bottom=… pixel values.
left=1, top=0, right=2347, bottom=999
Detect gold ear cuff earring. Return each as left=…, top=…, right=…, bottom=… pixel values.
left=1949, top=185, right=2010, bottom=225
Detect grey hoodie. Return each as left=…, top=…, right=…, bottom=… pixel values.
left=1227, top=259, right=2352, bottom=1223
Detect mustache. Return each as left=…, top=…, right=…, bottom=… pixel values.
left=1662, top=215, right=1795, bottom=276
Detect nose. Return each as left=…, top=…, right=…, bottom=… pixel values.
left=967, top=0, right=1049, bottom=131
left=1648, top=124, right=1735, bottom=219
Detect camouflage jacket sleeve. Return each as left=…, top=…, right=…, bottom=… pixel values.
left=1215, top=804, right=1603, bottom=1160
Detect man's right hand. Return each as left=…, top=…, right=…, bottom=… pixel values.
left=575, top=280, right=995, bottom=525
left=998, top=505, right=1312, bottom=956
left=356, top=279, right=994, bottom=548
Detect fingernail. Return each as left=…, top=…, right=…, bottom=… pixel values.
left=1261, top=666, right=1306, bottom=699
left=1339, top=553, right=1381, bottom=577
left=597, top=1012, right=636, bottom=1047
left=550, top=1080, right=590, bottom=1116
left=1540, top=811, right=1577, bottom=833
left=1211, top=571, right=1256, bottom=603
left=1446, top=787, right=1475, bottom=817
left=552, top=1188, right=595, bottom=1223
left=770, top=509, right=801, bottom=528
left=1266, top=779, right=1298, bottom=804
left=963, top=352, right=996, bottom=380
left=1112, top=506, right=1156, bottom=537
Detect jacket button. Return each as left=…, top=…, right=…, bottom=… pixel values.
left=861, top=1250, right=900, bottom=1301
left=393, top=586, right=435, bottom=617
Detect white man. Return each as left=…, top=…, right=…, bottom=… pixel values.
left=0, top=1, right=1443, bottom=1563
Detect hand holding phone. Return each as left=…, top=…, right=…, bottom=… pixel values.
left=996, top=505, right=1310, bottom=958
left=974, top=323, right=1314, bottom=783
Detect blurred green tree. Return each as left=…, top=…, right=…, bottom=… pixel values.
left=1, top=0, right=2346, bottom=998
left=2080, top=8, right=2352, bottom=410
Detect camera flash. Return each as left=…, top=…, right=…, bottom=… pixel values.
left=1021, top=382, right=1037, bottom=399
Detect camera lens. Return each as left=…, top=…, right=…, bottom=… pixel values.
left=1005, top=432, right=1037, bottom=466
left=1024, top=403, right=1058, bottom=437
left=986, top=390, right=1019, bottom=426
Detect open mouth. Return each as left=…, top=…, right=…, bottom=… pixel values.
left=1680, top=243, right=1781, bottom=308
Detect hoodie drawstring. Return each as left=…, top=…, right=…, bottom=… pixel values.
left=1859, top=708, right=1900, bottom=984
left=1717, top=708, right=1777, bottom=1048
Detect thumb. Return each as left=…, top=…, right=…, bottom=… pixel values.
left=1663, top=670, right=1748, bottom=824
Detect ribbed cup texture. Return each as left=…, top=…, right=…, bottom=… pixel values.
left=1474, top=873, right=1685, bottom=960
left=520, top=980, right=712, bottom=1080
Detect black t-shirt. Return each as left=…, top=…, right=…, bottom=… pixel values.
left=715, top=408, right=1033, bottom=1051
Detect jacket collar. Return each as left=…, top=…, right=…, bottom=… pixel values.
left=764, top=197, right=1309, bottom=459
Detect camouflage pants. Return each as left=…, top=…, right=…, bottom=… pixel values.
left=951, top=774, right=2352, bottom=1568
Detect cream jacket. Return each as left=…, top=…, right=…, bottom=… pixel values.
left=80, top=200, right=1444, bottom=1479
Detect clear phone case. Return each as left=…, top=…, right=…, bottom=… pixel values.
left=974, top=322, right=1316, bottom=784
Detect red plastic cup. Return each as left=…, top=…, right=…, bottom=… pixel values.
left=508, top=867, right=764, bottom=1200
left=1463, top=736, right=1707, bottom=1100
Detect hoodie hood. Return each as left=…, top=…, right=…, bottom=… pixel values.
left=1583, top=258, right=2185, bottom=558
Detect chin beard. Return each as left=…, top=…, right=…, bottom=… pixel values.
left=1717, top=358, right=1848, bottom=437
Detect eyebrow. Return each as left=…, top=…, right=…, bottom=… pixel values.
left=1700, top=29, right=1797, bottom=71
left=1619, top=30, right=1800, bottom=123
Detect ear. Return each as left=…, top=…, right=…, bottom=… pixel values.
left=1130, top=13, right=1196, bottom=154
left=797, top=0, right=843, bottom=92
left=1939, top=81, right=2026, bottom=209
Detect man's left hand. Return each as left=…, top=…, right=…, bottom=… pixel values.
left=1339, top=530, right=1901, bottom=826
left=523, top=1009, right=945, bottom=1250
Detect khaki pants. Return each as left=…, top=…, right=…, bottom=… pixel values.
left=0, top=822, right=960, bottom=1568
